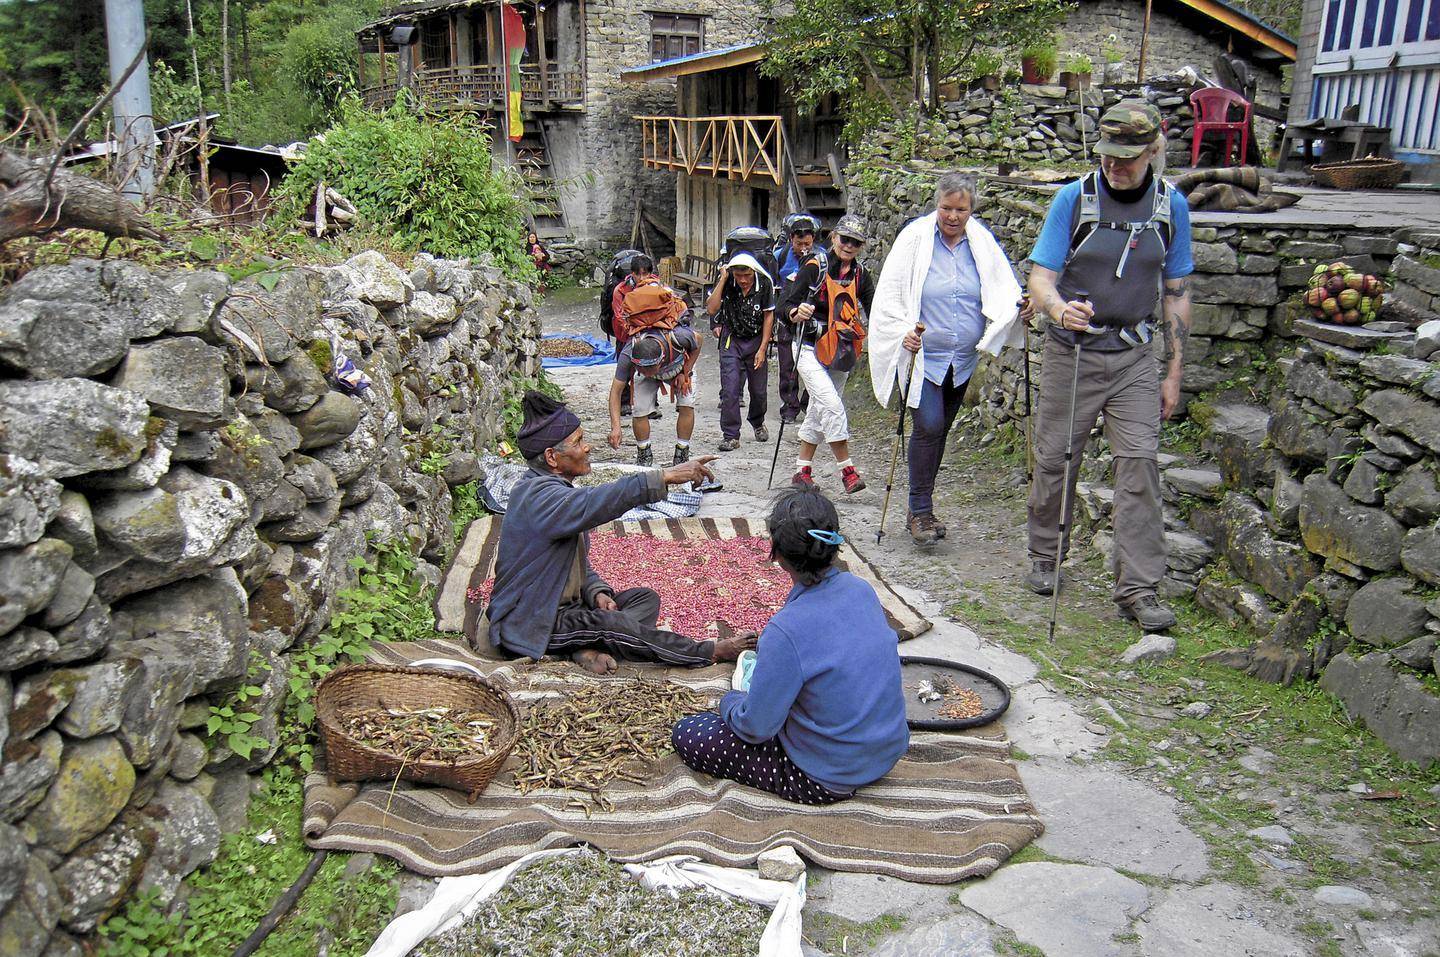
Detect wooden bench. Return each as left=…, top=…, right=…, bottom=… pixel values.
left=669, top=254, right=713, bottom=299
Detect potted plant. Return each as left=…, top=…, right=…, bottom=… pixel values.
left=1060, top=53, right=1093, bottom=91
left=1021, top=41, right=1058, bottom=84
left=969, top=51, right=1004, bottom=92
left=1100, top=35, right=1126, bottom=86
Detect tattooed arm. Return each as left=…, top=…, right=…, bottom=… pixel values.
left=1160, top=276, right=1192, bottom=420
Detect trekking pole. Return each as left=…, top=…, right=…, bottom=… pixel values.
left=1048, top=292, right=1101, bottom=642
left=1021, top=297, right=1035, bottom=479
left=877, top=323, right=926, bottom=545
left=767, top=317, right=808, bottom=488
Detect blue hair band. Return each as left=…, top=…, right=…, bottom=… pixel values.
left=807, top=529, right=845, bottom=546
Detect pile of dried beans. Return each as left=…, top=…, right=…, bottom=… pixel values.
left=511, top=679, right=710, bottom=810
left=539, top=337, right=597, bottom=358
left=337, top=706, right=499, bottom=764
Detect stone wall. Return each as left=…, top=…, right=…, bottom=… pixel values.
left=568, top=0, right=763, bottom=248
left=0, top=252, right=540, bottom=954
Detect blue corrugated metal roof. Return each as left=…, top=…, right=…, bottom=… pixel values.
left=621, top=42, right=765, bottom=79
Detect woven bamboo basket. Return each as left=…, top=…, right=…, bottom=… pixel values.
left=1309, top=157, right=1405, bottom=190
left=316, top=663, right=520, bottom=802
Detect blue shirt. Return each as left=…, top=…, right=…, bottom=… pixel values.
left=718, top=568, right=909, bottom=793
left=1029, top=177, right=1194, bottom=280
left=919, top=228, right=986, bottom=385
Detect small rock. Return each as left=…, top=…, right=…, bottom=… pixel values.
left=1254, top=850, right=1305, bottom=873
left=1313, top=885, right=1373, bottom=907
left=756, top=844, right=806, bottom=882
left=1247, top=824, right=1294, bottom=846
left=1180, top=701, right=1213, bottom=719
left=1120, top=633, right=1177, bottom=664
left=1347, top=782, right=1372, bottom=794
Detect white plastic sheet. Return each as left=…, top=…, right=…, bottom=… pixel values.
left=363, top=848, right=805, bottom=957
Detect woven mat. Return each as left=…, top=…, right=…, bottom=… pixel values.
left=434, top=515, right=932, bottom=650
left=302, top=639, right=1043, bottom=882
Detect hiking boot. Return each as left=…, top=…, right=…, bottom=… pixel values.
left=636, top=445, right=654, bottom=468
left=672, top=444, right=690, bottom=467
left=754, top=425, right=770, bottom=443
left=907, top=511, right=939, bottom=546
left=792, top=466, right=814, bottom=487
left=717, top=438, right=741, bottom=452
left=1025, top=560, right=1058, bottom=595
left=1119, top=594, right=1178, bottom=632
left=933, top=515, right=948, bottom=540
left=841, top=465, right=866, bottom=494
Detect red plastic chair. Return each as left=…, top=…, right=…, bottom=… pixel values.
left=1189, top=88, right=1251, bottom=167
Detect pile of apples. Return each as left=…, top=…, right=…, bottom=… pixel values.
left=1303, top=263, right=1386, bottom=326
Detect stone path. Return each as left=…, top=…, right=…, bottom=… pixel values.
left=533, top=289, right=1429, bottom=956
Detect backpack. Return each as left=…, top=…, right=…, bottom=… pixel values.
left=618, top=280, right=686, bottom=341
left=813, top=266, right=866, bottom=373
left=1066, top=171, right=1174, bottom=276
left=599, top=248, right=645, bottom=338
left=719, top=226, right=780, bottom=282
left=629, top=328, right=697, bottom=398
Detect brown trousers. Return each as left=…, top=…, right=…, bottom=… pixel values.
left=1026, top=336, right=1166, bottom=604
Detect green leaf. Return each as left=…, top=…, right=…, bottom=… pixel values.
left=206, top=716, right=224, bottom=736
left=256, top=270, right=284, bottom=292
left=188, top=234, right=221, bottom=261
left=229, top=732, right=255, bottom=759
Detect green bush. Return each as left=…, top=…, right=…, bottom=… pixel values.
left=277, top=100, right=538, bottom=278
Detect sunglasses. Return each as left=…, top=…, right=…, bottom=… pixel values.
left=837, top=236, right=864, bottom=248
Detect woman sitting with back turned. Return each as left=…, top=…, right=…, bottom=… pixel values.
left=671, top=487, right=909, bottom=804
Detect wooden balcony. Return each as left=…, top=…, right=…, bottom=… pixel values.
left=361, top=64, right=583, bottom=112
left=636, top=115, right=787, bottom=187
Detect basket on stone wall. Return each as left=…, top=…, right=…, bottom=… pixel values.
left=1309, top=157, right=1405, bottom=190
left=316, top=662, right=520, bottom=802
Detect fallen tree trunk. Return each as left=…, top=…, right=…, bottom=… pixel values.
left=0, top=150, right=165, bottom=244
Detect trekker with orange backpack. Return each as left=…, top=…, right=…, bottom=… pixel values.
left=607, top=316, right=702, bottom=470
left=784, top=215, right=876, bottom=493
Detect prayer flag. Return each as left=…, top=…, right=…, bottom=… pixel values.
left=501, top=3, right=526, bottom=142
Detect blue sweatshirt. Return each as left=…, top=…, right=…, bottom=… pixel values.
left=719, top=568, right=909, bottom=793
left=486, top=466, right=666, bottom=659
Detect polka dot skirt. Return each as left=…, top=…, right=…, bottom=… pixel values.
left=671, top=712, right=850, bottom=806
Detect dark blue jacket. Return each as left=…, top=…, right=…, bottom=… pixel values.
left=486, top=466, right=665, bottom=659
left=719, top=567, right=909, bottom=793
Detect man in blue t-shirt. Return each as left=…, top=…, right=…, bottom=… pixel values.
left=1024, top=101, right=1195, bottom=633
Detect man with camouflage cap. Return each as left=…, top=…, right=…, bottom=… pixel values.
left=1023, top=100, right=1195, bottom=632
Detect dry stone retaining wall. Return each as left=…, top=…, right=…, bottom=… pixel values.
left=0, top=251, right=540, bottom=954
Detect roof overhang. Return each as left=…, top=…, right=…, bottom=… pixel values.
left=621, top=42, right=767, bottom=81
left=1171, top=0, right=1297, bottom=61
left=360, top=0, right=488, bottom=34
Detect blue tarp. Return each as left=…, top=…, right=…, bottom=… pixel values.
left=540, top=333, right=616, bottom=369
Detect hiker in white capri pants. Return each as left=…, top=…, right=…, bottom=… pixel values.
left=781, top=214, right=878, bottom=494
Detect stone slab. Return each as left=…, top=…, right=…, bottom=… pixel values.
left=1137, top=883, right=1306, bottom=956
left=865, top=912, right=997, bottom=957
left=960, top=862, right=1149, bottom=957
left=1293, top=319, right=1414, bottom=351
left=1019, top=760, right=1209, bottom=880
left=813, top=872, right=957, bottom=925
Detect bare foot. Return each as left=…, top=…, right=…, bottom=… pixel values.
left=712, top=631, right=759, bottom=663
left=572, top=649, right=618, bottom=675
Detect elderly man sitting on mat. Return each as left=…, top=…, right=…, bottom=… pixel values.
left=671, top=487, right=909, bottom=803
left=484, top=392, right=756, bottom=674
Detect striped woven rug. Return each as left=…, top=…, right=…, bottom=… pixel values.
left=301, top=639, right=1043, bottom=883
left=434, top=514, right=932, bottom=648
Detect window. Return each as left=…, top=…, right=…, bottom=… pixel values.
left=650, top=13, right=704, bottom=62
left=420, top=20, right=449, bottom=69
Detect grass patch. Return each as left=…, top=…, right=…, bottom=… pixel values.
left=803, top=911, right=907, bottom=953
left=98, top=769, right=398, bottom=957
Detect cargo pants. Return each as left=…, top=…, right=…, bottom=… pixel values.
left=1026, top=335, right=1167, bottom=605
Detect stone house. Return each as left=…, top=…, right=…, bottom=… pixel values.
left=625, top=0, right=1294, bottom=266
left=1287, top=0, right=1440, bottom=181
left=357, top=0, right=764, bottom=250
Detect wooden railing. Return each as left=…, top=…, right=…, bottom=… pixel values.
left=361, top=64, right=583, bottom=111
left=635, top=115, right=787, bottom=186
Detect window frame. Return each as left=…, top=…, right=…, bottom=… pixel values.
left=648, top=12, right=705, bottom=63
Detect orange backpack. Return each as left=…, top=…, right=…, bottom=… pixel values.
left=813, top=267, right=867, bottom=373
left=619, top=280, right=686, bottom=341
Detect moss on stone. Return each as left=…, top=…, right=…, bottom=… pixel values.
left=305, top=339, right=334, bottom=375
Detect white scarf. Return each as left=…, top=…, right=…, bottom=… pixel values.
left=868, top=212, right=1025, bottom=410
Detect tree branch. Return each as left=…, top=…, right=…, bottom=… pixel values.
left=44, top=28, right=152, bottom=198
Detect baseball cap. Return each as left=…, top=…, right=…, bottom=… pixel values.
left=832, top=214, right=868, bottom=244
left=1096, top=100, right=1162, bottom=159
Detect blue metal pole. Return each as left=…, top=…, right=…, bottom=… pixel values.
left=104, top=0, right=156, bottom=201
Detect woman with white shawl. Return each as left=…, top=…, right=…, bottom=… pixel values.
left=868, top=174, right=1028, bottom=546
